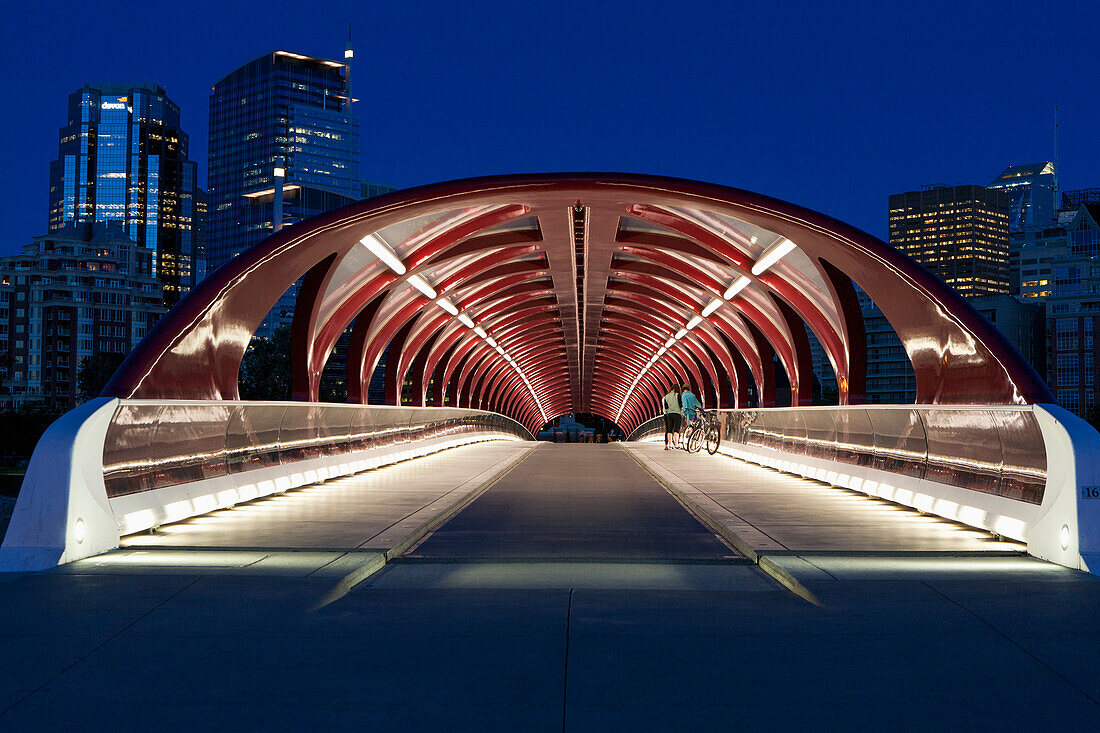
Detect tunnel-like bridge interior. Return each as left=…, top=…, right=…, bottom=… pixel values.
left=2, top=174, right=1096, bottom=576
left=102, top=173, right=1050, bottom=436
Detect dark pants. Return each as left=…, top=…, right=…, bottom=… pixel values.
left=663, top=413, right=681, bottom=436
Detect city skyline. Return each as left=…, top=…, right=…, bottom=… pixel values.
left=2, top=0, right=1098, bottom=257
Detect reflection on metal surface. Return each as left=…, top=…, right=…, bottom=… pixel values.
left=103, top=401, right=532, bottom=499
left=629, top=406, right=1046, bottom=505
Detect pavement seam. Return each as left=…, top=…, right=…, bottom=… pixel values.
left=799, top=554, right=841, bottom=580
left=618, top=444, right=822, bottom=607
left=921, top=580, right=1100, bottom=706
left=356, top=443, right=542, bottom=550
left=309, top=443, right=539, bottom=611
left=624, top=446, right=790, bottom=551
left=561, top=586, right=574, bottom=732
left=0, top=575, right=203, bottom=717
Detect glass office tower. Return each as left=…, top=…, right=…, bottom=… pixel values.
left=888, top=184, right=1011, bottom=298
left=988, top=162, right=1057, bottom=233
left=207, top=51, right=361, bottom=333
left=47, top=84, right=202, bottom=306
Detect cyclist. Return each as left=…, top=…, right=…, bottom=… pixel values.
left=680, top=386, right=702, bottom=448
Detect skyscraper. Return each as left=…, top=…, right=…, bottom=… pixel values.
left=988, top=162, right=1057, bottom=232
left=47, top=84, right=202, bottom=306
left=207, top=50, right=361, bottom=332
left=888, top=184, right=1011, bottom=298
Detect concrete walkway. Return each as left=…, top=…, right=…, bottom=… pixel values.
left=409, top=443, right=738, bottom=560
left=622, top=441, right=1021, bottom=554
left=1, top=442, right=1098, bottom=729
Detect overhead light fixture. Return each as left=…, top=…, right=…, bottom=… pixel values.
left=485, top=337, right=497, bottom=347
left=494, top=345, right=506, bottom=355
left=360, top=233, right=406, bottom=275
left=657, top=346, right=667, bottom=355
left=675, top=328, right=687, bottom=339
left=457, top=313, right=475, bottom=328
left=723, top=275, right=751, bottom=300
left=437, top=298, right=459, bottom=315
left=686, top=315, right=703, bottom=330
left=407, top=274, right=437, bottom=299
left=701, top=298, right=722, bottom=317
left=664, top=337, right=676, bottom=348
left=473, top=326, right=488, bottom=338
left=751, top=237, right=796, bottom=275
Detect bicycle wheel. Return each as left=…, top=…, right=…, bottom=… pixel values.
left=687, top=424, right=703, bottom=453
left=705, top=422, right=720, bottom=455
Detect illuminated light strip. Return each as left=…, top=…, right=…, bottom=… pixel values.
left=359, top=233, right=406, bottom=275
left=701, top=298, right=723, bottom=317
left=408, top=274, right=437, bottom=299
left=243, top=184, right=301, bottom=199
left=750, top=237, right=796, bottom=276
left=473, top=326, right=488, bottom=338
left=674, top=328, right=687, bottom=339
left=457, top=313, right=475, bottom=328
left=437, top=298, right=459, bottom=315
left=723, top=275, right=751, bottom=300
left=686, top=315, right=703, bottom=330
left=664, top=337, right=676, bottom=348
left=484, top=337, right=497, bottom=347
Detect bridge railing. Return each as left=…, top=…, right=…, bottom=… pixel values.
left=0, top=399, right=532, bottom=571
left=630, top=405, right=1100, bottom=573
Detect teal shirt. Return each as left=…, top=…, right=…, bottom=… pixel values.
left=681, top=391, right=701, bottom=417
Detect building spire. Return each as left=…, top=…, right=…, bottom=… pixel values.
left=1054, top=105, right=1060, bottom=204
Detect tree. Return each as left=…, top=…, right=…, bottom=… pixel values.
left=238, top=326, right=293, bottom=400
left=76, top=352, right=127, bottom=403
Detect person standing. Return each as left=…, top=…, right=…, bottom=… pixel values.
left=681, top=385, right=702, bottom=426
left=662, top=386, right=681, bottom=450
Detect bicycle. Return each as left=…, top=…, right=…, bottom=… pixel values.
left=684, top=409, right=721, bottom=455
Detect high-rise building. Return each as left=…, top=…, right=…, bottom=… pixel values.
left=888, top=184, right=1011, bottom=298
left=207, top=51, right=361, bottom=332
left=47, top=84, right=202, bottom=306
left=988, top=162, right=1057, bottom=232
left=1010, top=203, right=1100, bottom=418
left=0, top=222, right=166, bottom=410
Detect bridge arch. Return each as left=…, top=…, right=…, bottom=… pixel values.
left=103, top=173, right=1052, bottom=435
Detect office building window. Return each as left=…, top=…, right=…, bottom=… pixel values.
left=1056, top=318, right=1078, bottom=351
left=1058, top=389, right=1081, bottom=413
left=1057, top=353, right=1079, bottom=386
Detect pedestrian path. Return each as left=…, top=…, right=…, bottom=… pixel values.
left=408, top=443, right=738, bottom=560
left=622, top=441, right=1021, bottom=554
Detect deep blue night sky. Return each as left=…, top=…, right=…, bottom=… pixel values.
left=1, top=0, right=1097, bottom=256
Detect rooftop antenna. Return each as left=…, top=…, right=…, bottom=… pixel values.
left=1053, top=105, right=1060, bottom=204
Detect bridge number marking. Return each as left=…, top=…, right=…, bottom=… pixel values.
left=1083, top=486, right=1100, bottom=500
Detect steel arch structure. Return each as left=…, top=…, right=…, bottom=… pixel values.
left=102, top=173, right=1051, bottom=436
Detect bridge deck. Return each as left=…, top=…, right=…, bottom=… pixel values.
left=1, top=441, right=1098, bottom=728
left=622, top=442, right=1020, bottom=554
left=121, top=441, right=536, bottom=552
left=408, top=443, right=736, bottom=560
